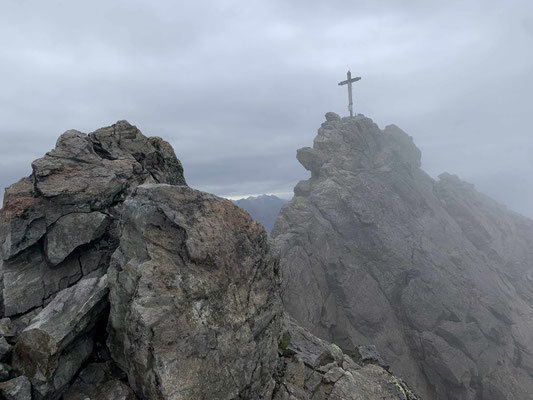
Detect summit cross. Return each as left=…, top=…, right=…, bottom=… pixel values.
left=338, top=71, right=361, bottom=118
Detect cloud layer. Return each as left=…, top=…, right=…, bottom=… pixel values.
left=1, top=0, right=532, bottom=216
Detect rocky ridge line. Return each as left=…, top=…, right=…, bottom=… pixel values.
left=0, top=120, right=420, bottom=400
left=272, top=112, right=533, bottom=400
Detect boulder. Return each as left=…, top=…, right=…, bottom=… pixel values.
left=12, top=275, right=108, bottom=399
left=107, top=184, right=282, bottom=400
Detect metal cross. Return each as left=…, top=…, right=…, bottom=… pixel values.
left=338, top=71, right=361, bottom=118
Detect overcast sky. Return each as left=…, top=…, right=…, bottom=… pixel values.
left=1, top=0, right=532, bottom=217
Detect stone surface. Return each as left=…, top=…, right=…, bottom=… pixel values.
left=352, top=345, right=390, bottom=370
left=0, top=376, right=31, bottom=400
left=0, top=336, right=12, bottom=362
left=273, top=316, right=420, bottom=400
left=44, top=212, right=109, bottom=266
left=62, top=380, right=136, bottom=400
left=0, top=363, right=11, bottom=382
left=62, top=362, right=135, bottom=400
left=0, top=120, right=186, bottom=318
left=107, top=184, right=282, bottom=400
left=272, top=113, right=533, bottom=399
left=12, top=275, right=108, bottom=399
left=0, top=318, right=14, bottom=339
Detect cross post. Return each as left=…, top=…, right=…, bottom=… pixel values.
left=338, top=71, right=361, bottom=118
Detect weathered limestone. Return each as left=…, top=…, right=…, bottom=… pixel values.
left=12, top=275, right=108, bottom=399
left=272, top=113, right=533, bottom=399
left=107, top=184, right=282, bottom=400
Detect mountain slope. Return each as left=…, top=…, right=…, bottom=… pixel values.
left=272, top=112, right=533, bottom=400
left=0, top=120, right=420, bottom=400
left=233, top=194, right=288, bottom=234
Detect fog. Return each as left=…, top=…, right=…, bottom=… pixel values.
left=1, top=0, right=532, bottom=217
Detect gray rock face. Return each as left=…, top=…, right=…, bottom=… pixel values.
left=0, top=120, right=185, bottom=320
left=0, top=363, right=11, bottom=382
left=352, top=345, right=390, bottom=371
left=107, top=184, right=282, bottom=400
left=0, top=376, right=31, bottom=400
left=12, top=275, right=108, bottom=399
left=44, top=212, right=109, bottom=266
left=62, top=362, right=135, bottom=400
left=0, top=336, right=12, bottom=362
left=274, top=316, right=420, bottom=400
left=272, top=114, right=533, bottom=399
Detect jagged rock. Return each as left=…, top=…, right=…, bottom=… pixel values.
left=274, top=316, right=420, bottom=400
left=0, top=376, right=31, bottom=400
left=0, top=120, right=186, bottom=319
left=0, top=119, right=424, bottom=400
left=62, top=380, right=136, bottom=400
left=0, top=363, right=11, bottom=382
left=0, top=319, right=14, bottom=341
left=107, top=184, right=282, bottom=400
left=12, top=275, right=108, bottom=399
left=272, top=113, right=533, bottom=399
left=44, top=212, right=109, bottom=266
left=0, top=336, right=12, bottom=362
left=324, top=112, right=341, bottom=122
left=352, top=345, right=389, bottom=371
left=296, top=147, right=325, bottom=176
left=62, top=362, right=135, bottom=400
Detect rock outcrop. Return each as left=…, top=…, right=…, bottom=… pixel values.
left=0, top=120, right=421, bottom=400
left=274, top=315, right=420, bottom=400
left=13, top=275, right=108, bottom=399
left=0, top=120, right=185, bottom=322
left=0, top=375, right=32, bottom=400
left=62, top=361, right=135, bottom=400
left=272, top=113, right=533, bottom=399
left=107, top=184, right=282, bottom=399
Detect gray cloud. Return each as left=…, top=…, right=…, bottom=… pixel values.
left=1, top=0, right=532, bottom=216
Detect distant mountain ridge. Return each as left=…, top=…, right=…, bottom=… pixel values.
left=233, top=194, right=288, bottom=234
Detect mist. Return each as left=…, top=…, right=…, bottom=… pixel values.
left=1, top=0, right=532, bottom=217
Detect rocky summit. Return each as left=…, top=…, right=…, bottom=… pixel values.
left=0, top=120, right=185, bottom=321
left=272, top=112, right=533, bottom=400
left=0, top=121, right=416, bottom=400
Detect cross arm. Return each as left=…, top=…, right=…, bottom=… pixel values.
left=338, top=76, right=361, bottom=86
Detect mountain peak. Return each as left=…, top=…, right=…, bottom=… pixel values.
left=273, top=113, right=533, bottom=399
